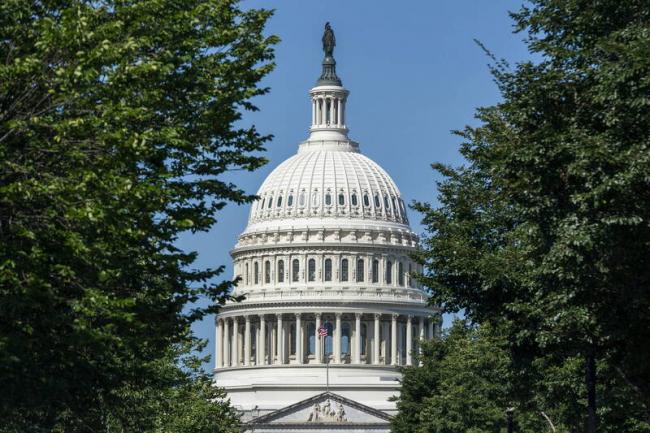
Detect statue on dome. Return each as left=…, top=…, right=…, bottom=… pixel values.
left=322, top=22, right=336, bottom=57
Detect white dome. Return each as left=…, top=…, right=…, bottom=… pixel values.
left=216, top=31, right=438, bottom=421
left=246, top=142, right=409, bottom=234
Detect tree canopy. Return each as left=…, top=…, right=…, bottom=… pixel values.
left=393, top=321, right=650, bottom=433
left=0, top=0, right=277, bottom=430
left=412, top=0, right=650, bottom=430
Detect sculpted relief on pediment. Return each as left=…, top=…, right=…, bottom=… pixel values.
left=252, top=392, right=390, bottom=426
left=306, top=398, right=347, bottom=423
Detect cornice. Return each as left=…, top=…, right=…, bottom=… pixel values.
left=231, top=242, right=418, bottom=257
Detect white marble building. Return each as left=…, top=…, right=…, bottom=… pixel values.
left=214, top=23, right=439, bottom=432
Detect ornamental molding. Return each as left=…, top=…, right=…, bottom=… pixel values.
left=231, top=243, right=419, bottom=258
left=216, top=301, right=435, bottom=318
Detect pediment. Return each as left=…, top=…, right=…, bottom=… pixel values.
left=248, top=392, right=391, bottom=426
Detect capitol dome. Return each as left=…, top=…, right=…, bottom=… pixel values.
left=248, top=144, right=409, bottom=229
left=214, top=24, right=439, bottom=429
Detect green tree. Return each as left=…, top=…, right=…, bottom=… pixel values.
left=414, top=0, right=650, bottom=430
left=393, top=321, right=650, bottom=433
left=107, top=338, right=243, bottom=433
left=0, top=0, right=277, bottom=430
left=393, top=321, right=538, bottom=433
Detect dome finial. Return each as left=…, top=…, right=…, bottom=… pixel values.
left=317, top=22, right=342, bottom=86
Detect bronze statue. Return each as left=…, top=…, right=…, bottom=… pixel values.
left=322, top=22, right=336, bottom=57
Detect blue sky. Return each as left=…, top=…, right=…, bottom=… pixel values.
left=178, top=1, right=532, bottom=370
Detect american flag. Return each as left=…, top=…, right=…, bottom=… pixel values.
left=318, top=325, right=328, bottom=337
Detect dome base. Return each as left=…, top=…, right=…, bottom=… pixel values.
left=214, top=364, right=401, bottom=416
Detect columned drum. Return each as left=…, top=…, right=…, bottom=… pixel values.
left=213, top=24, right=439, bottom=422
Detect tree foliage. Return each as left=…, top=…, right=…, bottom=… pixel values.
left=411, top=0, right=650, bottom=430
left=393, top=321, right=650, bottom=433
left=0, top=0, right=277, bottom=430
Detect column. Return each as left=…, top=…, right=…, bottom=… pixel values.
left=216, top=319, right=223, bottom=368
left=232, top=317, right=239, bottom=367
left=314, top=313, right=322, bottom=364
left=337, top=98, right=342, bottom=126
left=354, top=313, right=362, bottom=364
left=382, top=321, right=390, bottom=364
left=334, top=313, right=342, bottom=364
left=373, top=314, right=381, bottom=365
left=312, top=99, right=316, bottom=125
left=406, top=315, right=413, bottom=366
left=397, top=321, right=403, bottom=365
left=276, top=314, right=283, bottom=364
left=271, top=320, right=277, bottom=364
left=295, top=313, right=303, bottom=364
left=259, top=315, right=266, bottom=365
left=391, top=314, right=398, bottom=366
left=318, top=97, right=324, bottom=125
left=244, top=316, right=251, bottom=366
left=223, top=318, right=230, bottom=367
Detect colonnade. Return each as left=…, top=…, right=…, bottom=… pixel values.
left=311, top=94, right=345, bottom=128
left=216, top=312, right=439, bottom=369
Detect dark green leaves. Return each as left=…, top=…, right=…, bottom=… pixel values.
left=0, top=0, right=277, bottom=431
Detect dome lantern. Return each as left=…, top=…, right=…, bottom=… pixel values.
left=308, top=22, right=349, bottom=142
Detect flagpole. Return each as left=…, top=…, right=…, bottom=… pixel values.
left=324, top=331, right=329, bottom=391
left=318, top=324, right=330, bottom=392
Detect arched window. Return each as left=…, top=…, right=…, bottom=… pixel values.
left=372, top=259, right=379, bottom=283
left=324, top=322, right=334, bottom=357
left=384, top=196, right=390, bottom=210
left=374, top=195, right=381, bottom=208
left=408, top=263, right=413, bottom=287
left=391, top=197, right=397, bottom=213
left=351, top=193, right=358, bottom=206
left=363, top=194, right=370, bottom=207
left=245, top=263, right=249, bottom=285
left=386, top=260, right=392, bottom=284
left=299, top=192, right=306, bottom=207
left=261, top=198, right=266, bottom=209
left=341, top=322, right=351, bottom=356
left=277, top=195, right=282, bottom=207
left=398, top=262, right=404, bottom=286
left=290, top=324, right=296, bottom=355
left=254, top=262, right=259, bottom=285
left=277, top=260, right=285, bottom=283
left=311, top=191, right=319, bottom=207
left=325, top=193, right=332, bottom=206
left=341, top=259, right=349, bottom=282
left=308, top=259, right=316, bottom=282
left=356, top=259, right=365, bottom=283
left=267, top=196, right=273, bottom=208
left=292, top=259, right=300, bottom=282
left=324, top=259, right=332, bottom=282
left=264, top=260, right=271, bottom=284
left=308, top=323, right=316, bottom=355
left=338, top=193, right=345, bottom=205
left=287, top=195, right=294, bottom=207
